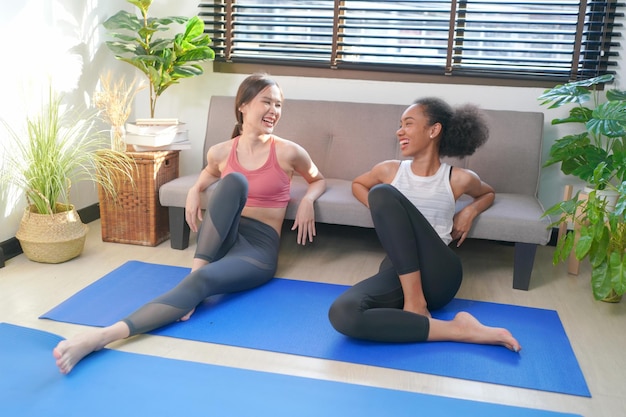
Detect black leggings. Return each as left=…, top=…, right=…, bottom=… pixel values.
left=328, top=184, right=462, bottom=342
left=122, top=173, right=280, bottom=336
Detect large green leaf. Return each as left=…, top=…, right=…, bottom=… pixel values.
left=538, top=74, right=615, bottom=109
left=103, top=11, right=141, bottom=31
left=607, top=89, right=626, bottom=101
left=587, top=100, right=626, bottom=138
left=183, top=16, right=205, bottom=40
left=591, top=261, right=613, bottom=300
left=177, top=48, right=215, bottom=63
left=567, top=74, right=614, bottom=88
left=550, top=106, right=593, bottom=125
left=128, top=0, right=152, bottom=14
left=611, top=252, right=626, bottom=295
left=538, top=85, right=591, bottom=109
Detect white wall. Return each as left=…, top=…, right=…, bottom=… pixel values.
left=1, top=0, right=624, bottom=242
left=0, top=0, right=133, bottom=241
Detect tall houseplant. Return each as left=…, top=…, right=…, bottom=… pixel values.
left=103, top=0, right=214, bottom=118
left=539, top=74, right=626, bottom=301
left=0, top=88, right=135, bottom=263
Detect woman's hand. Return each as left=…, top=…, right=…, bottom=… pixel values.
left=451, top=207, right=475, bottom=246
left=185, top=189, right=203, bottom=233
left=291, top=198, right=316, bottom=245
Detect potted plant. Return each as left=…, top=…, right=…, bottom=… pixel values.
left=103, top=0, right=215, bottom=119
left=539, top=74, right=626, bottom=302
left=0, top=87, right=135, bottom=263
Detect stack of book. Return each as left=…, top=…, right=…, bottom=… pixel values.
left=125, top=119, right=191, bottom=151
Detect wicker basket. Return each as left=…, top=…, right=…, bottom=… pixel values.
left=99, top=150, right=179, bottom=246
left=16, top=204, right=88, bottom=263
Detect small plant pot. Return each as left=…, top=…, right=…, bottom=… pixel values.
left=16, top=204, right=88, bottom=263
left=583, top=186, right=619, bottom=212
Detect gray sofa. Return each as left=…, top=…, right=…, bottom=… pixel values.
left=159, top=96, right=551, bottom=290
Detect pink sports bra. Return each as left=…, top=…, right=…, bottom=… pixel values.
left=221, top=136, right=291, bottom=208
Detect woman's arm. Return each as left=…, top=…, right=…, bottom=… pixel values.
left=352, top=161, right=399, bottom=207
left=288, top=143, right=326, bottom=245
left=450, top=168, right=495, bottom=246
left=185, top=145, right=225, bottom=233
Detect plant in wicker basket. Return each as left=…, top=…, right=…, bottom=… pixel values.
left=0, top=87, right=135, bottom=263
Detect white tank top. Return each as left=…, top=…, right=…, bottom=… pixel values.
left=390, top=161, right=455, bottom=245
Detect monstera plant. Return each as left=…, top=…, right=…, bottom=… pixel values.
left=103, top=0, right=215, bottom=118
left=540, top=74, right=626, bottom=302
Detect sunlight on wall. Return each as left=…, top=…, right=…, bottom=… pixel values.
left=0, top=0, right=96, bottom=239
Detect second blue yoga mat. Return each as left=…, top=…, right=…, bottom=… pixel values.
left=0, top=323, right=582, bottom=417
left=40, top=260, right=590, bottom=397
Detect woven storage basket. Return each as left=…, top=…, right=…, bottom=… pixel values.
left=16, top=204, right=88, bottom=263
left=99, top=150, right=179, bottom=246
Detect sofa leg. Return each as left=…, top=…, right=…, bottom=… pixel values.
left=169, top=207, right=190, bottom=250
left=513, top=242, right=537, bottom=290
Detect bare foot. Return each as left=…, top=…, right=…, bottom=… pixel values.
left=429, top=311, right=521, bottom=352
left=52, top=322, right=130, bottom=374
left=454, top=311, right=521, bottom=352
left=53, top=329, right=107, bottom=374
left=179, top=308, right=196, bottom=322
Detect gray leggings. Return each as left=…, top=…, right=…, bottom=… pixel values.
left=328, top=184, right=462, bottom=342
left=122, top=173, right=280, bottom=336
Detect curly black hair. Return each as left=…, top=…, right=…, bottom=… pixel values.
left=413, top=97, right=489, bottom=158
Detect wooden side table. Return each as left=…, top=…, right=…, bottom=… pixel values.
left=98, top=150, right=180, bottom=246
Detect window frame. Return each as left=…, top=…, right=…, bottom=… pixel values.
left=199, top=0, right=624, bottom=88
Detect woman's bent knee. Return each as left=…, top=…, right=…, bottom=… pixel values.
left=328, top=298, right=363, bottom=338
left=221, top=172, right=248, bottom=192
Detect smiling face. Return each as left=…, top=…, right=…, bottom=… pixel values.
left=396, top=104, right=441, bottom=157
left=240, top=85, right=283, bottom=136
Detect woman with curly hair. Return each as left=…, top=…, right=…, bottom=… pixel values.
left=328, top=97, right=520, bottom=352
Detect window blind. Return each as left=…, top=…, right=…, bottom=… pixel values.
left=198, top=0, right=623, bottom=82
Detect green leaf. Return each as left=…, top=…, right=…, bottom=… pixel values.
left=183, top=16, right=204, bottom=40
left=171, top=65, right=203, bottom=78
left=538, top=74, right=615, bottom=109
left=108, top=33, right=138, bottom=43
left=591, top=261, right=613, bottom=300
left=570, top=74, right=614, bottom=87
left=128, top=0, right=152, bottom=15
left=575, top=234, right=593, bottom=259
left=553, top=231, right=574, bottom=264
left=177, top=48, right=215, bottom=63
left=614, top=182, right=626, bottom=216
left=607, top=89, right=626, bottom=101
left=587, top=100, right=626, bottom=138
left=612, top=252, right=626, bottom=295
left=551, top=106, right=593, bottom=125
left=103, top=11, right=141, bottom=31
left=153, top=16, right=188, bottom=27
left=105, top=41, right=139, bottom=55
left=588, top=227, right=609, bottom=267
left=538, top=85, right=591, bottom=109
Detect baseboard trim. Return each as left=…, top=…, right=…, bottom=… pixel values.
left=0, top=203, right=100, bottom=268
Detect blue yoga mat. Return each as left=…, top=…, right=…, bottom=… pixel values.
left=0, top=323, right=582, bottom=417
left=40, top=260, right=590, bottom=397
